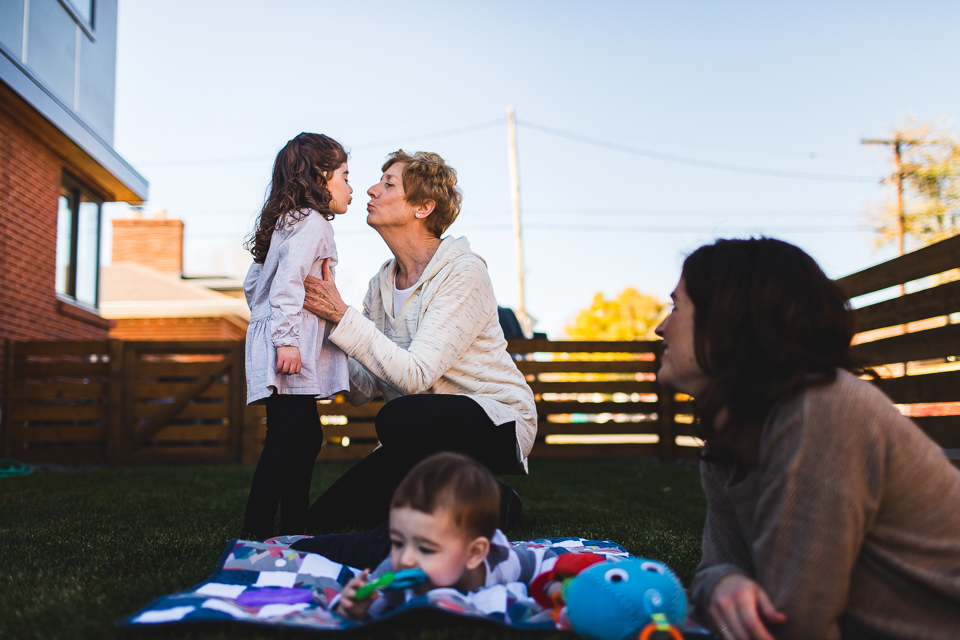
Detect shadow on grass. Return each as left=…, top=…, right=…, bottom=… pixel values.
left=0, top=458, right=705, bottom=640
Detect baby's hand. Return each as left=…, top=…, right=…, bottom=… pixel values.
left=276, top=346, right=301, bottom=374
left=336, top=570, right=377, bottom=620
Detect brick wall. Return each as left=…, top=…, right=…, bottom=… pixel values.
left=0, top=110, right=111, bottom=397
left=110, top=317, right=247, bottom=341
left=112, top=217, right=183, bottom=274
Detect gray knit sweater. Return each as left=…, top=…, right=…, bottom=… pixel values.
left=691, top=369, right=960, bottom=639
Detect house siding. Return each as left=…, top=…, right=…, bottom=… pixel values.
left=0, top=109, right=110, bottom=396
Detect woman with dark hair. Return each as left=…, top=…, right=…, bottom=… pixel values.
left=657, top=238, right=960, bottom=640
left=296, top=150, right=534, bottom=543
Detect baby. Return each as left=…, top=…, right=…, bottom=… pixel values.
left=336, top=452, right=555, bottom=620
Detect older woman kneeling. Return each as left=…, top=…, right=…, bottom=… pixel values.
left=301, top=150, right=535, bottom=535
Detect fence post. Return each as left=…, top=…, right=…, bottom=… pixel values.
left=120, top=343, right=139, bottom=464
left=105, top=339, right=125, bottom=467
left=657, top=385, right=677, bottom=465
left=238, top=339, right=261, bottom=465
left=655, top=382, right=674, bottom=465
left=2, top=339, right=15, bottom=458
left=653, top=339, right=676, bottom=465
left=230, top=342, right=245, bottom=463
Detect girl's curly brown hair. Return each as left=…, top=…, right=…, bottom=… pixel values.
left=246, top=133, right=347, bottom=264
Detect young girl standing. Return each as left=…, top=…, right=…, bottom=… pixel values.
left=242, top=132, right=352, bottom=539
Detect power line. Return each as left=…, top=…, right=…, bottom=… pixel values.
left=131, top=206, right=865, bottom=218
left=522, top=208, right=864, bottom=218
left=182, top=228, right=378, bottom=239
left=454, top=224, right=870, bottom=234
left=350, top=119, right=503, bottom=149
left=138, top=155, right=272, bottom=168
left=180, top=223, right=871, bottom=240
left=132, top=115, right=879, bottom=183
left=136, top=119, right=504, bottom=168
left=523, top=225, right=871, bottom=233
left=518, top=120, right=880, bottom=183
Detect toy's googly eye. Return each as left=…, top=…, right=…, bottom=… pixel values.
left=604, top=568, right=630, bottom=583
left=640, top=561, right=666, bottom=574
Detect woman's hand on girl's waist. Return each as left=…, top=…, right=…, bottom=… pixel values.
left=304, top=259, right=347, bottom=323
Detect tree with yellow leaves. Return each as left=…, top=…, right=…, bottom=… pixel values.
left=869, top=121, right=960, bottom=252
left=564, top=287, right=666, bottom=340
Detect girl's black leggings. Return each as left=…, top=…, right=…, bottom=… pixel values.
left=242, top=394, right=324, bottom=539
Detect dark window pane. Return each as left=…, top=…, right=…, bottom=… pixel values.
left=55, top=194, right=74, bottom=296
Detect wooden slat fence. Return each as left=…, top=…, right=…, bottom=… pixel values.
left=3, top=340, right=246, bottom=465
left=121, top=341, right=244, bottom=464
left=3, top=340, right=116, bottom=465
left=244, top=397, right=384, bottom=465
left=837, top=233, right=960, bottom=461
left=12, top=231, right=960, bottom=468
left=505, top=339, right=696, bottom=463
left=243, top=340, right=693, bottom=465
left=4, top=338, right=689, bottom=466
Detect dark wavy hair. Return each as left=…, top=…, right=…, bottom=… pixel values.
left=246, top=133, right=348, bottom=264
left=391, top=452, right=499, bottom=540
left=382, top=150, right=462, bottom=238
left=681, top=237, right=857, bottom=463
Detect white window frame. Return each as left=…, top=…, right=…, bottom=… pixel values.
left=56, top=0, right=97, bottom=40
left=56, top=172, right=103, bottom=310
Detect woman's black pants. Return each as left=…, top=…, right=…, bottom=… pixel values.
left=305, top=394, right=519, bottom=533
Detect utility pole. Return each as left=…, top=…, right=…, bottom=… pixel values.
left=861, top=135, right=922, bottom=257
left=506, top=105, right=531, bottom=337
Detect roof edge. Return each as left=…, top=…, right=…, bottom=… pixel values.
left=100, top=299, right=251, bottom=320
left=0, top=45, right=148, bottom=203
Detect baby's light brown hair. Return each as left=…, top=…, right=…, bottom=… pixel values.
left=391, top=452, right=500, bottom=540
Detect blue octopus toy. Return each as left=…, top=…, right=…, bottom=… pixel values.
left=564, top=557, right=687, bottom=640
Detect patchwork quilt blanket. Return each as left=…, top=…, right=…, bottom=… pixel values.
left=123, top=535, right=711, bottom=636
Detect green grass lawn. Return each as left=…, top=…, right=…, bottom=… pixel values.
left=0, top=458, right=706, bottom=640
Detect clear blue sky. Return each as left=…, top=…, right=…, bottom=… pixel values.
left=104, top=0, right=960, bottom=337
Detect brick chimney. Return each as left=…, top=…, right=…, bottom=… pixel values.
left=112, top=213, right=184, bottom=275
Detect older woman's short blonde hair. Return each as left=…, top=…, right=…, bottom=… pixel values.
left=383, top=150, right=462, bottom=238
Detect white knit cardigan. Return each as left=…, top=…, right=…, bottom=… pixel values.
left=328, top=236, right=537, bottom=471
